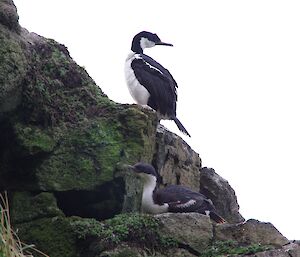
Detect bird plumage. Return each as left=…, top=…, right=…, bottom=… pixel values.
left=131, top=54, right=177, bottom=118
left=125, top=31, right=191, bottom=137
left=155, top=185, right=226, bottom=224
left=132, top=162, right=226, bottom=224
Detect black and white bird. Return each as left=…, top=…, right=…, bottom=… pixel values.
left=131, top=162, right=226, bottom=224
left=125, top=31, right=191, bottom=137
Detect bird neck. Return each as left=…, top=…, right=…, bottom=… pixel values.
left=131, top=37, right=143, bottom=54
left=142, top=174, right=157, bottom=196
left=141, top=174, right=168, bottom=214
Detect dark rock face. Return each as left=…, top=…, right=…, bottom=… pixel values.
left=200, top=167, right=244, bottom=223
left=0, top=0, right=19, bottom=32
left=154, top=125, right=201, bottom=191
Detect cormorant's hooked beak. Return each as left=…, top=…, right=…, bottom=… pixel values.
left=127, top=164, right=144, bottom=181
left=124, top=164, right=135, bottom=171
left=155, top=42, right=173, bottom=47
left=126, top=164, right=139, bottom=173
left=119, top=164, right=141, bottom=179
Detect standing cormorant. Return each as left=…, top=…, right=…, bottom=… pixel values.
left=125, top=31, right=190, bottom=137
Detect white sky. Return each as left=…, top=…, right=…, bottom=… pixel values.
left=14, top=0, right=300, bottom=239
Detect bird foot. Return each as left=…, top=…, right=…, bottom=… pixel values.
left=132, top=104, right=156, bottom=113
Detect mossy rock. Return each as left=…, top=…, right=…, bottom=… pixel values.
left=10, top=191, right=64, bottom=224
left=14, top=214, right=177, bottom=257
left=13, top=123, right=56, bottom=155
left=0, top=25, right=27, bottom=118
left=0, top=23, right=158, bottom=192
left=14, top=108, right=156, bottom=191
left=1, top=5, right=169, bottom=257
left=15, top=217, right=80, bottom=257
left=70, top=213, right=178, bottom=254
left=0, top=0, right=20, bottom=32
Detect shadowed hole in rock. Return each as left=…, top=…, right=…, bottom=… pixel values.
left=54, top=178, right=125, bottom=220
left=0, top=120, right=42, bottom=190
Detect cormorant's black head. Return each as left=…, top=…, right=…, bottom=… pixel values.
left=132, top=162, right=158, bottom=179
left=131, top=31, right=173, bottom=53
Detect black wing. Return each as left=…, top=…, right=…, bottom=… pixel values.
left=155, top=185, right=226, bottom=223
left=154, top=185, right=219, bottom=213
left=131, top=54, right=177, bottom=117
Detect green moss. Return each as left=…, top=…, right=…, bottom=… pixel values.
left=33, top=108, right=156, bottom=191
left=0, top=28, right=27, bottom=88
left=42, top=44, right=69, bottom=77
left=117, top=107, right=157, bottom=164
left=200, top=240, right=273, bottom=257
left=69, top=217, right=104, bottom=239
left=0, top=27, right=28, bottom=115
left=16, top=217, right=80, bottom=257
left=3, top=105, right=156, bottom=192
left=11, top=192, right=63, bottom=224
left=1, top=23, right=157, bottom=192
left=21, top=37, right=109, bottom=126
left=100, top=213, right=177, bottom=250
left=70, top=119, right=124, bottom=182
left=0, top=13, right=160, bottom=257
left=36, top=153, right=97, bottom=191
left=1, top=13, right=157, bottom=226
left=14, top=123, right=56, bottom=155
left=34, top=119, right=125, bottom=190
left=70, top=213, right=177, bottom=254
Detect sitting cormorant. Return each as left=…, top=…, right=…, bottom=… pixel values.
left=131, top=162, right=226, bottom=224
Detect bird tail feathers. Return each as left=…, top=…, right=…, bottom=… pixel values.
left=173, top=117, right=191, bottom=137
left=209, top=212, right=226, bottom=224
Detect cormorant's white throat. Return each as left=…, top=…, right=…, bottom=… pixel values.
left=131, top=162, right=226, bottom=224
left=139, top=172, right=169, bottom=214
left=125, top=31, right=191, bottom=137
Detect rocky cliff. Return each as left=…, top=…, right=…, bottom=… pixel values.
left=0, top=1, right=299, bottom=256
